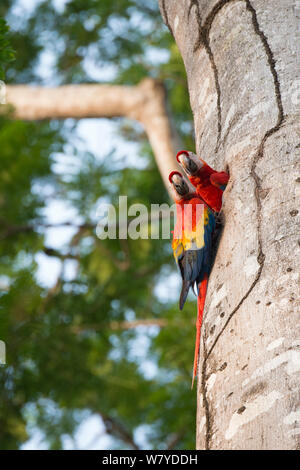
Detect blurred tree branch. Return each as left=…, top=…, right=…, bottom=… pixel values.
left=71, top=318, right=193, bottom=333
left=100, top=413, right=140, bottom=450
left=5, top=78, right=182, bottom=192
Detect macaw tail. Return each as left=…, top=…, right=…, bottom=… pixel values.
left=179, top=280, right=190, bottom=310
left=191, top=275, right=208, bottom=389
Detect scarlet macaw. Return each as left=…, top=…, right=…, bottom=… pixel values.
left=169, top=171, right=216, bottom=387
left=176, top=150, right=229, bottom=213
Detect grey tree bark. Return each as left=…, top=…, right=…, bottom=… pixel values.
left=159, top=0, right=300, bottom=450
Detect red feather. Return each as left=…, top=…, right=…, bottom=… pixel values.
left=190, top=162, right=226, bottom=213
left=192, top=275, right=208, bottom=389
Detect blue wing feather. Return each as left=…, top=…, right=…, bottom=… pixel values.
left=172, top=202, right=215, bottom=309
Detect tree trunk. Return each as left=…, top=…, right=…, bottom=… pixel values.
left=160, top=0, right=299, bottom=450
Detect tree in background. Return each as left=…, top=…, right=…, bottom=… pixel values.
left=0, top=1, right=196, bottom=450
left=2, top=0, right=298, bottom=452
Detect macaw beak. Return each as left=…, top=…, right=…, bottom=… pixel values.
left=171, top=173, right=189, bottom=196
left=178, top=153, right=198, bottom=176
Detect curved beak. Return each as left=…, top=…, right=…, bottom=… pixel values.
left=178, top=154, right=198, bottom=176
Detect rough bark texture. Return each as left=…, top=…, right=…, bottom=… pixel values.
left=5, top=79, right=181, bottom=193
left=160, top=0, right=300, bottom=450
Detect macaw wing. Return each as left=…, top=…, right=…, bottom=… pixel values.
left=172, top=237, right=185, bottom=280
left=172, top=200, right=215, bottom=309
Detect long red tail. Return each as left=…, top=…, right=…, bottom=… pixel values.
left=191, top=275, right=208, bottom=389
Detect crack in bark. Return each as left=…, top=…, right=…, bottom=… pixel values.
left=189, top=0, right=222, bottom=151
left=202, top=0, right=237, bottom=35
left=245, top=0, right=284, bottom=124
left=206, top=257, right=264, bottom=360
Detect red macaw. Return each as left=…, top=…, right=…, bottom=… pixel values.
left=169, top=171, right=216, bottom=387
left=176, top=150, right=229, bottom=213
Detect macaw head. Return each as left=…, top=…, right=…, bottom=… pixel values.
left=176, top=150, right=203, bottom=176
left=169, top=171, right=193, bottom=201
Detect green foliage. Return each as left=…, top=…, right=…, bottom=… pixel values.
left=0, top=1, right=197, bottom=450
